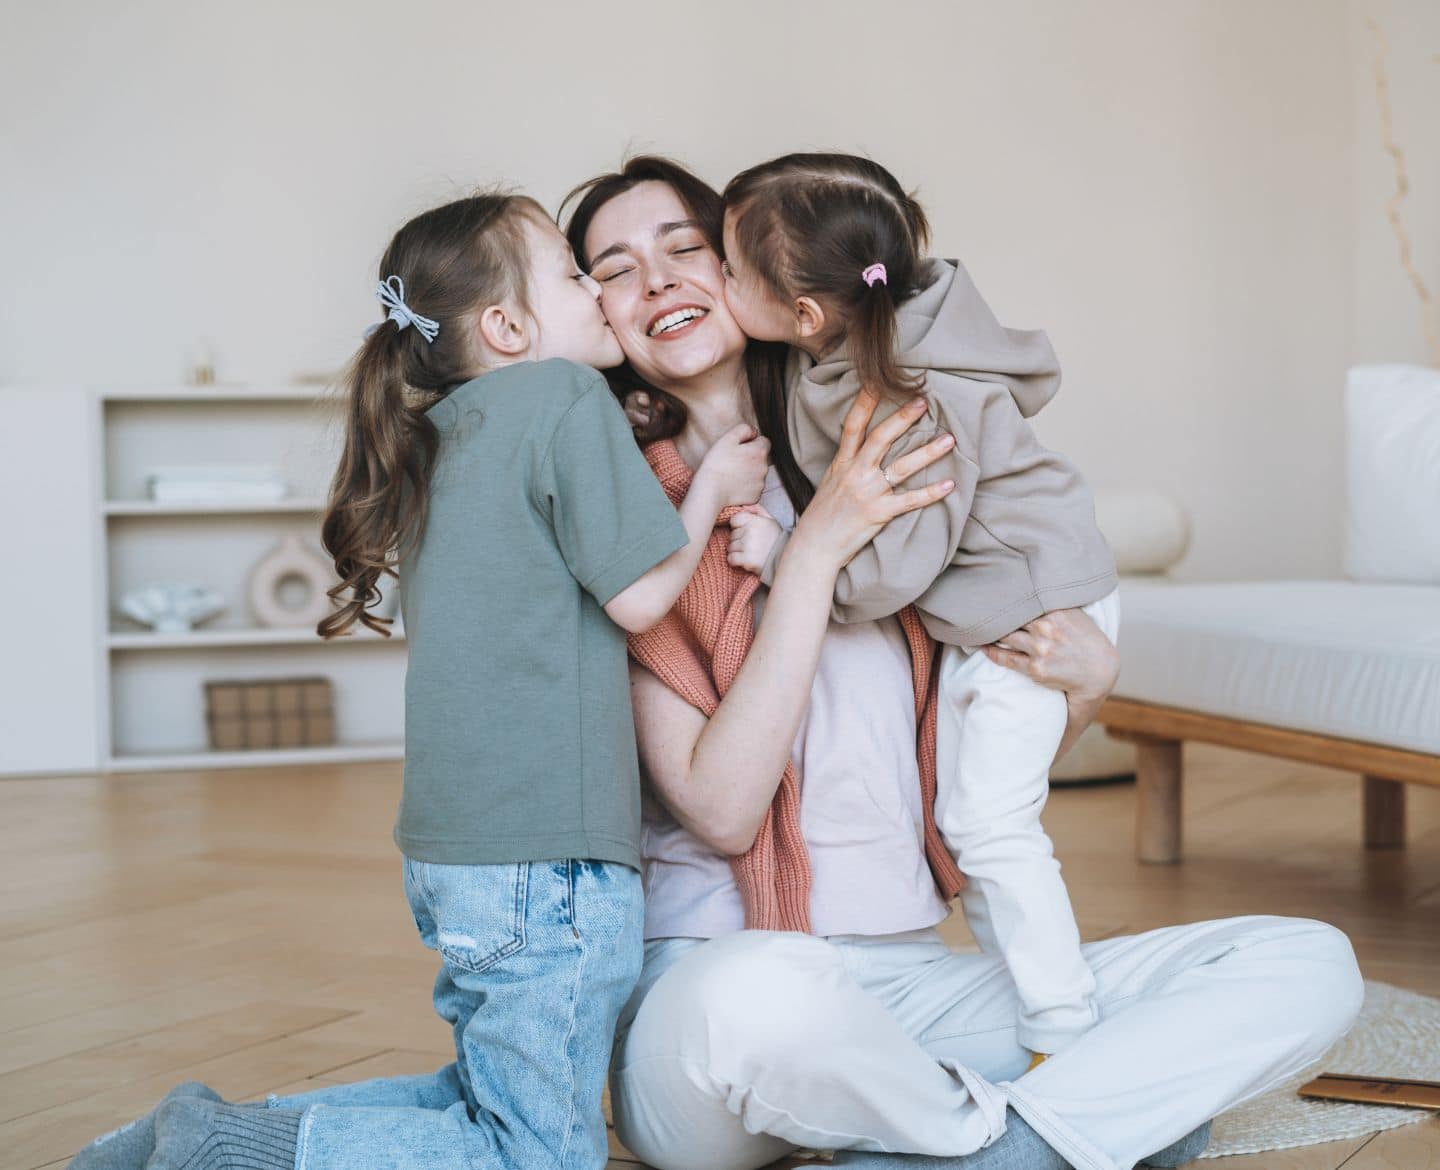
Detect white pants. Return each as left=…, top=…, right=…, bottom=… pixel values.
left=611, top=917, right=1362, bottom=1170
left=935, top=590, right=1122, bottom=1054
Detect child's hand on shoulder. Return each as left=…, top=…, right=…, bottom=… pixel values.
left=696, top=423, right=770, bottom=511
left=727, top=505, right=783, bottom=575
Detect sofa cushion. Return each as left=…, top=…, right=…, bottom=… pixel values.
left=1115, top=579, right=1440, bottom=755
left=1346, top=364, right=1440, bottom=584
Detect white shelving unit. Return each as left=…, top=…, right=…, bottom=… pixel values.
left=103, top=499, right=327, bottom=517
left=106, top=743, right=406, bottom=774
left=107, top=627, right=405, bottom=650
left=97, top=386, right=406, bottom=772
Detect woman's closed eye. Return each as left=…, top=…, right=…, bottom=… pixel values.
left=596, top=266, right=634, bottom=283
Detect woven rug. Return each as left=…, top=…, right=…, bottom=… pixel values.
left=1201, top=980, right=1440, bottom=1158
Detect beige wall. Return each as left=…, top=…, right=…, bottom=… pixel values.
left=1350, top=0, right=1440, bottom=369
left=5, top=0, right=1429, bottom=581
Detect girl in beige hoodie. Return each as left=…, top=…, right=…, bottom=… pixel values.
left=719, top=152, right=1119, bottom=1061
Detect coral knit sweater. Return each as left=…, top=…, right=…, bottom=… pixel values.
left=627, top=439, right=965, bottom=934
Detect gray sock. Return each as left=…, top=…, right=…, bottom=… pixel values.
left=1141, top=1121, right=1212, bottom=1167
left=830, top=1109, right=1069, bottom=1169
left=68, top=1082, right=223, bottom=1170
left=147, top=1099, right=301, bottom=1170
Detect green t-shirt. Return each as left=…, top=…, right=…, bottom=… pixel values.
left=395, top=358, right=688, bottom=868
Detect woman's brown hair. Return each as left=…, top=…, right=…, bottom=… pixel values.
left=723, top=152, right=932, bottom=402
left=318, top=192, right=543, bottom=638
left=560, top=156, right=816, bottom=511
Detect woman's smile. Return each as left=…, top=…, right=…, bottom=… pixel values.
left=646, top=304, right=711, bottom=339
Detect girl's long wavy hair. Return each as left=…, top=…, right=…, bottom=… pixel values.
left=560, top=156, right=816, bottom=512
left=723, top=152, right=931, bottom=402
left=318, top=192, right=542, bottom=638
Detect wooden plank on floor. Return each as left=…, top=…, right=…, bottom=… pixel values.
left=5, top=753, right=1440, bottom=1170
left=0, top=1002, right=354, bottom=1123
left=0, top=936, right=289, bottom=1034
left=242, top=1077, right=332, bottom=1102
left=304, top=1047, right=449, bottom=1084
left=0, top=871, right=234, bottom=948
left=0, top=1031, right=384, bottom=1170
left=272, top=1002, right=451, bottom=1053
left=0, top=888, right=263, bottom=966
left=0, top=975, right=314, bottom=1077
left=1341, top=1119, right=1440, bottom=1169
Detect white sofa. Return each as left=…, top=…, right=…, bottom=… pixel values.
left=1096, top=365, right=1440, bottom=861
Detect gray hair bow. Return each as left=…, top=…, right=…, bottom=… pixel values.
left=366, top=275, right=439, bottom=342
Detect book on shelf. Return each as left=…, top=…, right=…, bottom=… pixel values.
left=147, top=466, right=289, bottom=504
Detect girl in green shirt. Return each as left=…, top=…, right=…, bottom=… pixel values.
left=71, top=192, right=773, bottom=1170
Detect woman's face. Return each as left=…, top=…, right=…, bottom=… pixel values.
left=583, top=181, right=748, bottom=389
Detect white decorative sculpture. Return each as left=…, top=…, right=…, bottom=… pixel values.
left=120, top=584, right=226, bottom=633
left=249, top=534, right=337, bottom=629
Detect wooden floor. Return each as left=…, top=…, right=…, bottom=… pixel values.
left=3, top=745, right=1438, bottom=1170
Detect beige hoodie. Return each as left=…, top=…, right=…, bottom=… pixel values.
left=761, top=258, right=1116, bottom=647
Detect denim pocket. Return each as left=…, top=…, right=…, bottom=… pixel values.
left=411, top=859, right=530, bottom=975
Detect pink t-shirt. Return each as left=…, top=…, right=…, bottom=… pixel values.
left=639, top=470, right=951, bottom=940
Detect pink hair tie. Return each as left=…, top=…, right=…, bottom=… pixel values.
left=861, top=263, right=888, bottom=287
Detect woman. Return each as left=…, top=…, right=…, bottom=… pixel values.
left=563, top=157, right=1364, bottom=1170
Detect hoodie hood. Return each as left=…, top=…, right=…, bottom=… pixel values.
left=807, top=258, right=1062, bottom=418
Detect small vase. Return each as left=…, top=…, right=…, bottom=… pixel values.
left=249, top=534, right=336, bottom=629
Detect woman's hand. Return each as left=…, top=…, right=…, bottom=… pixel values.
left=980, top=608, right=1120, bottom=761
left=980, top=609, right=1119, bottom=701
left=786, top=393, right=956, bottom=573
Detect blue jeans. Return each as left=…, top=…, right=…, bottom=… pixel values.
left=266, top=857, right=643, bottom=1170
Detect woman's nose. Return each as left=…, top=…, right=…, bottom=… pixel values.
left=644, top=266, right=679, bottom=297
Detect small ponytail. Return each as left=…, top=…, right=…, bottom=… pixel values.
left=318, top=192, right=542, bottom=638
left=318, top=324, right=441, bottom=638
left=851, top=279, right=925, bottom=401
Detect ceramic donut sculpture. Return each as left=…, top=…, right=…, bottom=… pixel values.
left=249, top=534, right=337, bottom=629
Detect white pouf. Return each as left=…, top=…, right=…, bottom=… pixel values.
left=1093, top=491, right=1191, bottom=576
left=1050, top=490, right=1191, bottom=783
